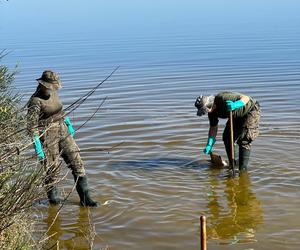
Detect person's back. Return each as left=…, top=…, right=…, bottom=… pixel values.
left=195, top=91, right=261, bottom=171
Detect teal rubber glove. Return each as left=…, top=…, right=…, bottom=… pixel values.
left=33, top=134, right=45, bottom=161
left=64, top=116, right=75, bottom=138
left=203, top=136, right=216, bottom=155
left=226, top=100, right=245, bottom=111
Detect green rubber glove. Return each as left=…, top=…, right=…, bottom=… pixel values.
left=226, top=100, right=245, bottom=111
left=33, top=134, right=45, bottom=161
left=64, top=116, right=75, bottom=138
left=203, top=136, right=216, bottom=155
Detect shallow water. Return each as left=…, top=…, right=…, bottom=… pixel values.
left=1, top=1, right=300, bottom=249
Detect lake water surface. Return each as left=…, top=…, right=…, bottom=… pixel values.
left=1, top=1, right=300, bottom=249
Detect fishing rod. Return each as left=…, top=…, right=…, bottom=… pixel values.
left=64, top=66, right=119, bottom=113
left=0, top=95, right=111, bottom=162
left=0, top=67, right=120, bottom=161
left=0, top=66, right=119, bottom=144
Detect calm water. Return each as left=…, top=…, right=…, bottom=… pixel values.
left=1, top=1, right=300, bottom=249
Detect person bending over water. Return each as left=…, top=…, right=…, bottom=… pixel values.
left=194, top=91, right=261, bottom=171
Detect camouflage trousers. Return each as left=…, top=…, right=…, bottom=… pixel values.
left=41, top=120, right=85, bottom=185
left=223, top=101, right=261, bottom=151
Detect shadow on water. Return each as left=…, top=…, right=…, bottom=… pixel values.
left=205, top=172, right=264, bottom=245
left=108, top=157, right=209, bottom=171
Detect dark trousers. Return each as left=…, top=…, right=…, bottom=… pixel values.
left=223, top=102, right=261, bottom=166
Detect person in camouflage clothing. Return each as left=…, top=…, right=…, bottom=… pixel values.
left=27, top=70, right=98, bottom=207
left=194, top=91, right=261, bottom=171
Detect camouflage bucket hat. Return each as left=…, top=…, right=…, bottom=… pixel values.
left=36, top=70, right=62, bottom=90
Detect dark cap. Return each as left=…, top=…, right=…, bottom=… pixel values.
left=195, top=95, right=215, bottom=116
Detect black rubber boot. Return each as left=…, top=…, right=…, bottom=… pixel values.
left=239, top=147, right=251, bottom=171
left=47, top=186, right=61, bottom=205
left=73, top=175, right=98, bottom=207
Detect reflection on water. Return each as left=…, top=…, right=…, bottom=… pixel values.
left=2, top=0, right=300, bottom=249
left=206, top=172, right=263, bottom=245
left=41, top=160, right=266, bottom=249
left=45, top=207, right=96, bottom=250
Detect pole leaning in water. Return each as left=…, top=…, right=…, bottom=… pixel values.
left=229, top=110, right=235, bottom=176
left=200, top=215, right=207, bottom=250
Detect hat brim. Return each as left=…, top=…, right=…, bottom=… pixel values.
left=36, top=79, right=61, bottom=90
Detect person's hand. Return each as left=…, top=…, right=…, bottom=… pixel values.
left=203, top=136, right=216, bottom=155
left=33, top=134, right=45, bottom=161
left=64, top=116, right=75, bottom=137
left=203, top=144, right=213, bottom=155
left=226, top=100, right=245, bottom=111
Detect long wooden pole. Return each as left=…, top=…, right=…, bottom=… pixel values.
left=229, top=111, right=235, bottom=176
left=200, top=215, right=207, bottom=250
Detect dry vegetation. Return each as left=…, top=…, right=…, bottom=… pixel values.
left=0, top=51, right=46, bottom=249
left=0, top=52, right=100, bottom=249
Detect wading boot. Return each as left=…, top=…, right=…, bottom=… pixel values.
left=73, top=175, right=98, bottom=207
left=239, top=147, right=251, bottom=171
left=47, top=186, right=61, bottom=205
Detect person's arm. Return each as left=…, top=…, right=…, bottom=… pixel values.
left=27, top=100, right=40, bottom=137
left=204, top=125, right=218, bottom=155
left=240, top=95, right=250, bottom=104
left=226, top=94, right=250, bottom=111
left=27, top=99, right=45, bottom=161
left=208, top=125, right=218, bottom=138
left=64, top=116, right=75, bottom=138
